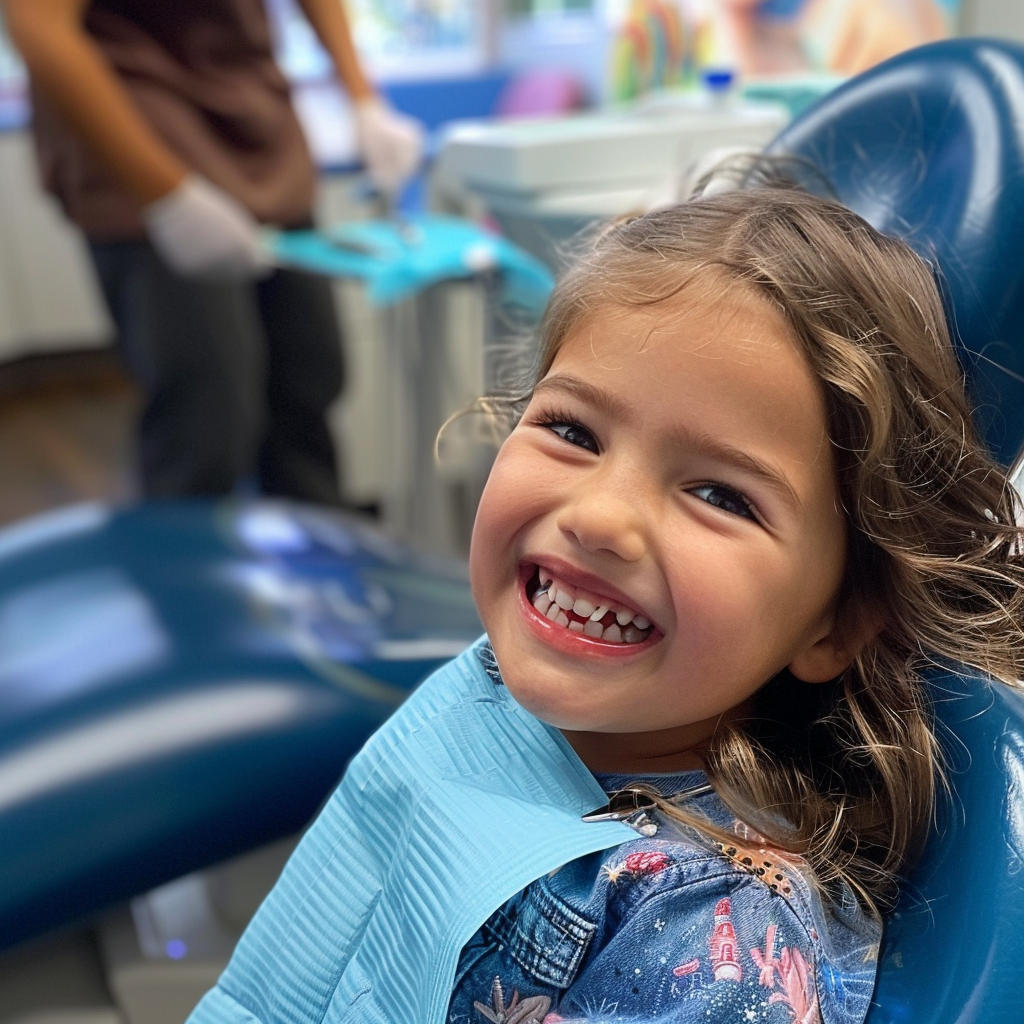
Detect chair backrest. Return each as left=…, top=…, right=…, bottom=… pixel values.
left=869, top=670, right=1024, bottom=1024
left=768, top=39, right=1024, bottom=1023
left=768, top=37, right=1024, bottom=467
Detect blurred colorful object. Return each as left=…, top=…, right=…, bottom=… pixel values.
left=706, top=0, right=955, bottom=79
left=494, top=69, right=587, bottom=119
left=609, top=0, right=692, bottom=103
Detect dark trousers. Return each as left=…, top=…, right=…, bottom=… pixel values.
left=88, top=240, right=344, bottom=505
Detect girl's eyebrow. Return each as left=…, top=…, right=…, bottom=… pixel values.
left=533, top=374, right=630, bottom=418
left=533, top=374, right=803, bottom=513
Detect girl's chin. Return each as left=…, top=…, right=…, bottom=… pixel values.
left=496, top=668, right=611, bottom=732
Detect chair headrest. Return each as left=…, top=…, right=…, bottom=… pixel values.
left=768, top=38, right=1024, bottom=467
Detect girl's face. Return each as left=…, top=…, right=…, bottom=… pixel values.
left=469, top=283, right=853, bottom=773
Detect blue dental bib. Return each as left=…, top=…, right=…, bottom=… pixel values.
left=186, top=638, right=636, bottom=1024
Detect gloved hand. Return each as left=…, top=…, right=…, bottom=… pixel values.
left=353, top=96, right=425, bottom=196
left=142, top=174, right=272, bottom=279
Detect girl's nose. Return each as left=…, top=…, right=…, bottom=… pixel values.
left=556, top=474, right=647, bottom=562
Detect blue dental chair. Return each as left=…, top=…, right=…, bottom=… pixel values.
left=1, top=34, right=1024, bottom=1024
left=768, top=37, right=1024, bottom=1024
left=0, top=500, right=482, bottom=951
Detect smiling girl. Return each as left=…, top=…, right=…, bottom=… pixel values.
left=187, top=186, right=1024, bottom=1024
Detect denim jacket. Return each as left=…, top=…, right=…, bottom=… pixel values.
left=448, top=646, right=881, bottom=1024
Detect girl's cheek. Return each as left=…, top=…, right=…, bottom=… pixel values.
left=492, top=444, right=559, bottom=516
left=469, top=471, right=527, bottom=591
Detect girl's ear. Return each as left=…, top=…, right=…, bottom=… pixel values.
left=788, top=601, right=886, bottom=684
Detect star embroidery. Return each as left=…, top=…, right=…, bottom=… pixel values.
left=654, top=918, right=666, bottom=931
left=601, top=864, right=625, bottom=885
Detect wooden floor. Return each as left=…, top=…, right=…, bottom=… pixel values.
left=0, top=350, right=138, bottom=528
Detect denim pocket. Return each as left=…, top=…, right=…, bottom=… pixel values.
left=493, top=877, right=597, bottom=989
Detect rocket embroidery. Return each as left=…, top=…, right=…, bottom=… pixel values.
left=709, top=897, right=743, bottom=982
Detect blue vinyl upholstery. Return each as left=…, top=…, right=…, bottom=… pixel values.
left=769, top=39, right=1024, bottom=1023
left=0, top=501, right=481, bottom=951
left=869, top=670, right=1024, bottom=1024
left=768, top=37, right=1024, bottom=467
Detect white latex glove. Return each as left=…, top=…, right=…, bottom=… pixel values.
left=353, top=97, right=425, bottom=196
left=142, top=174, right=272, bottom=279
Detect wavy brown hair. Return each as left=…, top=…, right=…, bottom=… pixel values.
left=495, top=185, right=1024, bottom=915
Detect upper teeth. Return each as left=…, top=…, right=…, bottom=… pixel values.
left=531, top=572, right=652, bottom=643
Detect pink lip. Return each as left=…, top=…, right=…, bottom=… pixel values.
left=516, top=559, right=661, bottom=658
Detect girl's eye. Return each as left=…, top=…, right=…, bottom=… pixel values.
left=690, top=483, right=758, bottom=522
left=544, top=420, right=599, bottom=453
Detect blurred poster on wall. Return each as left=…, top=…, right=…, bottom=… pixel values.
left=703, top=0, right=958, bottom=77
left=266, top=0, right=486, bottom=81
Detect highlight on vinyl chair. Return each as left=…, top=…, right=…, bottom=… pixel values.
left=769, top=37, right=1024, bottom=469
left=768, top=37, right=1024, bottom=1024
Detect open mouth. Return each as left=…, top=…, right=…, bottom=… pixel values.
left=524, top=565, right=655, bottom=645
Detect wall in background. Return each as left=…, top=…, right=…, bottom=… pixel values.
left=0, top=135, right=111, bottom=361
left=960, top=0, right=1024, bottom=41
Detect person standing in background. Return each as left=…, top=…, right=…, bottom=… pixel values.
left=2, top=0, right=423, bottom=505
